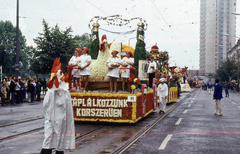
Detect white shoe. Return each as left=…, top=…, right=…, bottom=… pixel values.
left=218, top=113, right=223, bottom=116
left=213, top=112, right=218, bottom=115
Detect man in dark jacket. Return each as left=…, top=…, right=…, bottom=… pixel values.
left=36, top=81, right=41, bottom=101
left=224, top=81, right=229, bottom=97
left=9, top=77, right=16, bottom=105
left=213, top=79, right=223, bottom=116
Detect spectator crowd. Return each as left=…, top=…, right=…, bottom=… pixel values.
left=0, top=76, right=47, bottom=106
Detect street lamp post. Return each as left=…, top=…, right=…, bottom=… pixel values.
left=237, top=44, right=239, bottom=83
left=15, top=0, right=20, bottom=78
left=0, top=65, right=2, bottom=83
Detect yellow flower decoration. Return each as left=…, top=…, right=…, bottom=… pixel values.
left=131, top=84, right=136, bottom=90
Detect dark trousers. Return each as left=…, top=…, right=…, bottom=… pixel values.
left=23, top=91, right=26, bottom=99
left=2, top=98, right=6, bottom=106
left=37, top=90, right=41, bottom=101
left=15, top=90, right=20, bottom=103
left=149, top=73, right=155, bottom=88
left=20, top=90, right=23, bottom=103
left=11, top=91, right=15, bottom=104
left=31, top=91, right=35, bottom=102
left=43, top=87, right=46, bottom=94
left=225, top=90, right=229, bottom=97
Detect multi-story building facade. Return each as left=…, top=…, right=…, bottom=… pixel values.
left=199, top=0, right=236, bottom=77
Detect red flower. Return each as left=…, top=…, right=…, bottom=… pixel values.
left=128, top=78, right=133, bottom=83
left=136, top=78, right=141, bottom=84
left=131, top=74, right=135, bottom=79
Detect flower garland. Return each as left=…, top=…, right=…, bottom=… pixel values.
left=88, top=15, right=148, bottom=31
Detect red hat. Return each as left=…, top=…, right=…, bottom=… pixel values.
left=83, top=47, right=90, bottom=52
left=126, top=50, right=133, bottom=57
left=101, top=35, right=107, bottom=41
left=51, top=58, right=62, bottom=73
left=111, top=50, right=119, bottom=55
left=75, top=48, right=82, bottom=55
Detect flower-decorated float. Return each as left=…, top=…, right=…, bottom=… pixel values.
left=147, top=44, right=178, bottom=103
left=174, top=66, right=191, bottom=92
left=67, top=15, right=163, bottom=123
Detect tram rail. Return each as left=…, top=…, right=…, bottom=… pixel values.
left=113, top=89, right=198, bottom=154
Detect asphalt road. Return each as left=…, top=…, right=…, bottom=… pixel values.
left=124, top=89, right=240, bottom=154
left=1, top=89, right=239, bottom=154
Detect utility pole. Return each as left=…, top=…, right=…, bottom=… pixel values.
left=237, top=41, right=239, bottom=84
left=15, top=0, right=20, bottom=78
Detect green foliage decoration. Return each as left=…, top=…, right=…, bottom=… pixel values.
left=90, top=31, right=99, bottom=59
left=133, top=29, right=146, bottom=77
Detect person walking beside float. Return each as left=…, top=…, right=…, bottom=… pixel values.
left=121, top=51, right=134, bottom=91
left=68, top=48, right=82, bottom=91
left=40, top=58, right=75, bottom=154
left=107, top=50, right=121, bottom=92
left=79, top=47, right=91, bottom=92
left=157, top=78, right=168, bottom=114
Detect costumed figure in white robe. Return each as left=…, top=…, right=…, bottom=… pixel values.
left=121, top=51, right=134, bottom=91
left=89, top=35, right=111, bottom=81
left=79, top=47, right=91, bottom=92
left=68, top=48, right=81, bottom=91
left=107, top=50, right=121, bottom=92
left=157, top=78, right=168, bottom=114
left=40, top=58, right=75, bottom=154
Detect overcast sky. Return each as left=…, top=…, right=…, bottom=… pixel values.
left=1, top=0, right=240, bottom=69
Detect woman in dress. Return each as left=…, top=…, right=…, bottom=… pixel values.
left=79, top=47, right=91, bottom=92
left=121, top=51, right=134, bottom=91
left=68, top=48, right=82, bottom=91
left=106, top=50, right=121, bottom=92
left=147, top=56, right=157, bottom=88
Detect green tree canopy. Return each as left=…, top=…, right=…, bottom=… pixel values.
left=216, top=57, right=238, bottom=82
left=0, top=20, right=29, bottom=78
left=74, top=34, right=91, bottom=50
left=31, top=19, right=77, bottom=74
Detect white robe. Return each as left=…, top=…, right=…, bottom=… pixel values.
left=42, top=74, right=75, bottom=150
left=107, top=57, right=121, bottom=78
left=121, top=57, right=134, bottom=78
left=157, top=83, right=168, bottom=112
left=79, top=54, right=91, bottom=76
left=69, top=55, right=81, bottom=78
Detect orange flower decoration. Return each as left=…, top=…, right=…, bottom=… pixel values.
left=130, top=74, right=135, bottom=79
left=136, top=78, right=141, bottom=84
left=128, top=77, right=133, bottom=83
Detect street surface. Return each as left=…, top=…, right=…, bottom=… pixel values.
left=124, top=89, right=240, bottom=154
left=0, top=89, right=239, bottom=154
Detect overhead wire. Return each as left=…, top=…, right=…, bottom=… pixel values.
left=150, top=0, right=193, bottom=63
left=85, top=0, right=109, bottom=15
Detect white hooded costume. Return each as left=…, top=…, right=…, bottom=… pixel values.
left=157, top=78, right=168, bottom=112
left=42, top=65, right=75, bottom=151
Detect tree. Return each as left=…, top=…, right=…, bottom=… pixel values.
left=216, top=57, right=237, bottom=82
left=74, top=34, right=91, bottom=50
left=31, top=19, right=77, bottom=74
left=133, top=25, right=147, bottom=77
left=0, top=20, right=29, bottom=78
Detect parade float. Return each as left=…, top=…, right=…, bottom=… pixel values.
left=174, top=66, right=191, bottom=92
left=148, top=44, right=178, bottom=103
left=67, top=15, right=176, bottom=123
